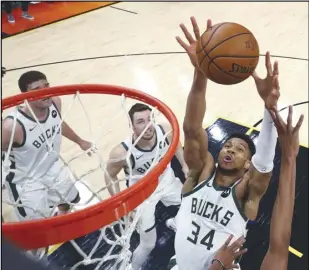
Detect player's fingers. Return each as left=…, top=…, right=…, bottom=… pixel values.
left=293, top=114, right=304, bottom=134
left=272, top=75, right=280, bottom=91
left=206, top=19, right=212, bottom=30
left=230, top=236, right=245, bottom=250
left=265, top=51, right=273, bottom=77
left=268, top=108, right=278, bottom=123
left=223, top=235, right=233, bottom=248
left=190, top=16, right=200, bottom=40
left=231, top=264, right=240, bottom=269
left=287, top=106, right=293, bottom=132
left=176, top=36, right=189, bottom=51
left=251, top=70, right=260, bottom=81
left=180, top=23, right=195, bottom=44
left=273, top=107, right=285, bottom=128
left=235, top=248, right=248, bottom=258
left=273, top=60, right=279, bottom=76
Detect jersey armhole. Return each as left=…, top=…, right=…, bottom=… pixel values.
left=52, top=101, right=62, bottom=118
left=121, top=142, right=135, bottom=170
left=182, top=169, right=216, bottom=198
left=5, top=116, right=27, bottom=148
left=232, top=182, right=248, bottom=222
left=158, top=124, right=169, bottom=145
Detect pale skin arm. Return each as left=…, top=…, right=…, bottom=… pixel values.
left=105, top=144, right=127, bottom=196
left=52, top=97, right=92, bottom=151
left=2, top=119, right=24, bottom=186
left=2, top=118, right=24, bottom=151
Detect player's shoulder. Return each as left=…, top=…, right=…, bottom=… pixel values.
left=157, top=122, right=171, bottom=133
left=2, top=115, right=24, bottom=132
left=109, top=143, right=128, bottom=158
left=51, top=96, right=61, bottom=111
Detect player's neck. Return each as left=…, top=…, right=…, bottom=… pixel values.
left=215, top=170, right=243, bottom=187
left=23, top=105, right=48, bottom=121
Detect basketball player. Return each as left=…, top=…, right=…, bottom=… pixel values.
left=208, top=106, right=303, bottom=270
left=105, top=103, right=188, bottom=270
left=169, top=17, right=280, bottom=270
left=2, top=70, right=93, bottom=220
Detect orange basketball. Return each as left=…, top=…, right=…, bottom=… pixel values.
left=196, top=22, right=259, bottom=85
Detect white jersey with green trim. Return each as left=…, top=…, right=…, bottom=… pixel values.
left=5, top=103, right=62, bottom=184
left=174, top=171, right=248, bottom=270
left=121, top=124, right=175, bottom=187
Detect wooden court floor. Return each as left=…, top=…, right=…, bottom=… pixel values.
left=1, top=2, right=308, bottom=270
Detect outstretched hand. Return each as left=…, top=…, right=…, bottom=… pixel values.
left=269, top=106, right=304, bottom=157
left=176, top=17, right=212, bottom=69
left=212, top=235, right=247, bottom=270
left=252, top=52, right=280, bottom=110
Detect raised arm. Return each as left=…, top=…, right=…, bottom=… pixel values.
left=105, top=144, right=127, bottom=196
left=260, top=106, right=303, bottom=270
left=242, top=52, right=280, bottom=220
left=176, top=17, right=215, bottom=193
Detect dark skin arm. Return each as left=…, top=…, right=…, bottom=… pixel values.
left=236, top=52, right=281, bottom=220
left=260, top=106, right=303, bottom=270
left=177, top=17, right=215, bottom=194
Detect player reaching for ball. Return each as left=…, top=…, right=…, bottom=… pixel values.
left=105, top=103, right=188, bottom=270
left=2, top=71, right=93, bottom=221
left=208, top=107, right=304, bottom=270
left=167, top=17, right=280, bottom=270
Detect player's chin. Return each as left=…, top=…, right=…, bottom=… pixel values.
left=142, top=133, right=154, bottom=140
left=218, top=161, right=235, bottom=170
left=39, top=98, right=52, bottom=108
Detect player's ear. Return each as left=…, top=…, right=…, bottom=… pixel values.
left=244, top=160, right=251, bottom=170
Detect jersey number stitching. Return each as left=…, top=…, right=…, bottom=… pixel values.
left=187, top=221, right=215, bottom=250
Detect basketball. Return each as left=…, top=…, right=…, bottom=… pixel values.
left=196, top=22, right=260, bottom=85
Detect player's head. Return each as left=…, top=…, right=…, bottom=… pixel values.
left=217, top=132, right=256, bottom=176
left=18, top=71, right=51, bottom=109
left=129, top=103, right=155, bottom=140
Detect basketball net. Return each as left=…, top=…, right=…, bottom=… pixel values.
left=2, top=87, right=177, bottom=270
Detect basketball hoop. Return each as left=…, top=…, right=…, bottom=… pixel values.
left=1, top=84, right=179, bottom=257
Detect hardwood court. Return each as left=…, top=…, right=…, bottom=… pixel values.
left=1, top=2, right=308, bottom=270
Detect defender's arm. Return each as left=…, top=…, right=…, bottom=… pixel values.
left=260, top=106, right=303, bottom=270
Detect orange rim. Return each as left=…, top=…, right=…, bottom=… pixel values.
left=2, top=84, right=179, bottom=250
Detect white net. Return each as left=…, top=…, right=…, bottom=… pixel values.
left=1, top=88, right=176, bottom=270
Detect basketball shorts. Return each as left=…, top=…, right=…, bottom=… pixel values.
left=138, top=175, right=182, bottom=233
left=5, top=164, right=78, bottom=221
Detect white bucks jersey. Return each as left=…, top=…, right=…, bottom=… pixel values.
left=175, top=171, right=248, bottom=270
left=5, top=103, right=62, bottom=183
left=122, top=124, right=173, bottom=186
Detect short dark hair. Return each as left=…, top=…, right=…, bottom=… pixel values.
left=224, top=132, right=256, bottom=157
left=128, top=103, right=152, bottom=122
left=18, top=71, right=47, bottom=92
